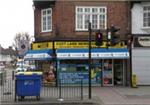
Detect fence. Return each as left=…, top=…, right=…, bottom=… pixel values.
left=0, top=78, right=87, bottom=103
left=0, top=68, right=6, bottom=85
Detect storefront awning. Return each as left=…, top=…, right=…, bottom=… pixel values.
left=56, top=48, right=129, bottom=59
left=24, top=49, right=53, bottom=60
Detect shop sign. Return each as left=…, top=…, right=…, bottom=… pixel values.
left=57, top=52, right=129, bottom=58
left=134, top=36, right=150, bottom=47
left=55, top=41, right=95, bottom=48
left=24, top=53, right=51, bottom=59
left=57, top=53, right=88, bottom=58
left=55, top=41, right=125, bottom=49
left=92, top=52, right=129, bottom=58
left=92, top=53, right=112, bottom=58
left=32, top=42, right=53, bottom=50
left=31, top=41, right=126, bottom=50
left=112, top=52, right=129, bottom=57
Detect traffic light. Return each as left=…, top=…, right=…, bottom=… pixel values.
left=107, top=26, right=120, bottom=46
left=95, top=31, right=103, bottom=46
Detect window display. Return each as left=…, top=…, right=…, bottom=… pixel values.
left=58, top=60, right=101, bottom=85
left=103, top=59, right=113, bottom=86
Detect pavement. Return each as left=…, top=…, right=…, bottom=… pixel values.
left=92, top=86, right=150, bottom=105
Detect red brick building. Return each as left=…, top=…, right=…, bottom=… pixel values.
left=33, top=0, right=130, bottom=41
left=31, top=0, right=131, bottom=86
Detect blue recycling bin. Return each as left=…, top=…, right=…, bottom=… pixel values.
left=15, top=72, right=42, bottom=100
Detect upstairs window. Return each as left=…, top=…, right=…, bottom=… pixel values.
left=76, top=6, right=107, bottom=31
left=143, top=5, right=150, bottom=28
left=41, top=8, right=52, bottom=32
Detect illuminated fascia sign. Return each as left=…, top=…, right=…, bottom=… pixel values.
left=32, top=42, right=53, bottom=50
left=92, top=52, right=129, bottom=58
left=57, top=52, right=129, bottom=59
left=54, top=41, right=125, bottom=49
left=92, top=53, right=112, bottom=58
left=57, top=53, right=88, bottom=58
left=112, top=52, right=129, bottom=58
left=24, top=53, right=51, bottom=59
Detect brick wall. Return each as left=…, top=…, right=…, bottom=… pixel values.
left=34, top=1, right=130, bottom=41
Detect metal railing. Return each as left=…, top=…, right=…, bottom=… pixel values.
left=39, top=79, right=84, bottom=101
left=0, top=68, right=6, bottom=85
left=0, top=78, right=86, bottom=103
left=0, top=79, right=15, bottom=102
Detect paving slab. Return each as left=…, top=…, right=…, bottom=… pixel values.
left=92, top=86, right=150, bottom=105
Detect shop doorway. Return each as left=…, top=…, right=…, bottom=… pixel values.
left=113, top=60, right=124, bottom=86
left=102, top=59, right=113, bottom=86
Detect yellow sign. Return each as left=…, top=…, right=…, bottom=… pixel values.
left=32, top=41, right=126, bottom=50
left=32, top=42, right=53, bottom=50
left=91, top=69, right=96, bottom=79
left=54, top=41, right=125, bottom=49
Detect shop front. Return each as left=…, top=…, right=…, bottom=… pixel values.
left=56, top=48, right=129, bottom=86
left=24, top=49, right=56, bottom=85
left=30, top=41, right=129, bottom=86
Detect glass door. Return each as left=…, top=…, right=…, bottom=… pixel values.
left=102, top=59, right=113, bottom=86
left=114, top=60, right=124, bottom=86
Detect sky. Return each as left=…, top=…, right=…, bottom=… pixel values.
left=0, top=0, right=34, bottom=48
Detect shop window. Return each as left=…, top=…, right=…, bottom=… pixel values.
left=76, top=65, right=87, bottom=72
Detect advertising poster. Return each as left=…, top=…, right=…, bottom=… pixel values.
left=59, top=71, right=101, bottom=85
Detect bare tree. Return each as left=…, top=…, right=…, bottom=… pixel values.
left=13, top=32, right=31, bottom=56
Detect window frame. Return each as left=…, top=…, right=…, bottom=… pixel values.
left=75, top=6, right=107, bottom=31
left=142, top=3, right=150, bottom=29
left=41, top=8, right=52, bottom=32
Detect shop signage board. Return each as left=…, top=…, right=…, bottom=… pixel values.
left=31, top=41, right=126, bottom=50
left=134, top=36, right=150, bottom=47
left=54, top=41, right=125, bottom=49
left=24, top=49, right=52, bottom=60
left=32, top=42, right=53, bottom=50
left=55, top=41, right=97, bottom=48
left=57, top=53, right=88, bottom=59
left=24, top=53, right=51, bottom=59
left=57, top=52, right=129, bottom=59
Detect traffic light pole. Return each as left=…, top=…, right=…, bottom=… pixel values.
left=88, top=22, right=92, bottom=99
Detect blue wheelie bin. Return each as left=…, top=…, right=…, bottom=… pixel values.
left=15, top=72, right=42, bottom=100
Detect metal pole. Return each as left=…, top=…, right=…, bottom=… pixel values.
left=128, top=36, right=133, bottom=87
left=81, top=78, right=83, bottom=100
left=88, top=22, right=92, bottom=99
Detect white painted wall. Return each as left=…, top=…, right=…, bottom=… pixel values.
left=132, top=3, right=150, bottom=34
left=0, top=54, right=13, bottom=62
left=132, top=48, right=150, bottom=85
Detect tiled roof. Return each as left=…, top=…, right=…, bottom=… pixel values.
left=0, top=46, right=17, bottom=56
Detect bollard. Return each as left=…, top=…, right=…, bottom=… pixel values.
left=132, top=74, right=138, bottom=88
left=81, top=78, right=83, bottom=100
left=59, top=79, right=62, bottom=99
